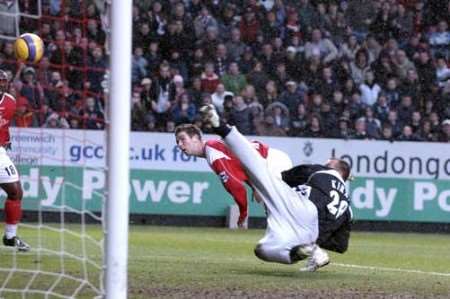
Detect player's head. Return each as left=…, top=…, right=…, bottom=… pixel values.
left=325, top=158, right=351, bottom=181
left=0, top=69, right=8, bottom=96
left=174, top=124, right=205, bottom=157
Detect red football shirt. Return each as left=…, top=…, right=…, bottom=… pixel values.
left=0, top=93, right=16, bottom=145
left=204, top=139, right=269, bottom=224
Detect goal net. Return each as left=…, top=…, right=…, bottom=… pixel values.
left=0, top=0, right=110, bottom=297
left=0, top=129, right=105, bottom=298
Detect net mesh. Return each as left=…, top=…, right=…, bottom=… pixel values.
left=0, top=0, right=108, bottom=295
left=0, top=128, right=105, bottom=298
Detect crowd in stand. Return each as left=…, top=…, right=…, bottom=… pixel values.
left=0, top=0, right=449, bottom=142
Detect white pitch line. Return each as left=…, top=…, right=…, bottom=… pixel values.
left=133, top=254, right=450, bottom=278
left=333, top=263, right=450, bottom=277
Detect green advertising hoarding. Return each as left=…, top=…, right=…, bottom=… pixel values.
left=5, top=128, right=450, bottom=223
left=15, top=165, right=450, bottom=223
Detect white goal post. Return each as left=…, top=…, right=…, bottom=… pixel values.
left=104, top=0, right=132, bottom=298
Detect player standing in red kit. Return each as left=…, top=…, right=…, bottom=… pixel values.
left=174, top=124, right=292, bottom=227
left=0, top=70, right=30, bottom=251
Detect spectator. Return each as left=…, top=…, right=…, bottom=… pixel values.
left=279, top=80, right=305, bottom=116
left=193, top=6, right=218, bottom=39
left=429, top=111, right=441, bottom=133
left=384, top=77, right=401, bottom=107
left=262, top=10, right=284, bottom=41
left=397, top=94, right=415, bottom=125
left=214, top=43, right=230, bottom=77
left=410, top=111, right=423, bottom=133
left=314, top=66, right=339, bottom=100
left=309, top=93, right=324, bottom=115
left=196, top=26, right=221, bottom=59
left=171, top=93, right=196, bottom=125
left=320, top=102, right=337, bottom=134
left=239, top=6, right=260, bottom=44
left=217, top=3, right=238, bottom=41
left=265, top=101, right=290, bottom=134
left=428, top=21, right=450, bottom=57
left=87, top=46, right=107, bottom=93
left=363, top=106, right=382, bottom=139
left=350, top=49, right=372, bottom=85
left=228, top=95, right=253, bottom=135
left=145, top=41, right=162, bottom=76
left=15, top=66, right=44, bottom=110
left=373, top=94, right=390, bottom=123
left=80, top=97, right=104, bottom=130
left=339, top=35, right=361, bottom=62
left=380, top=124, right=394, bottom=142
left=332, top=117, right=353, bottom=139
left=365, top=35, right=382, bottom=63
left=148, top=1, right=167, bottom=38
left=151, top=63, right=172, bottom=129
left=385, top=110, right=402, bottom=138
left=246, top=61, right=270, bottom=98
left=290, top=103, right=308, bottom=137
left=370, top=2, right=396, bottom=43
left=415, top=51, right=436, bottom=93
left=371, top=53, right=395, bottom=85
left=285, top=47, right=303, bottom=81
left=393, top=49, right=416, bottom=80
left=254, top=115, right=287, bottom=137
left=353, top=117, right=369, bottom=139
left=239, top=46, right=257, bottom=75
left=438, top=119, right=450, bottom=142
left=87, top=19, right=106, bottom=46
left=259, top=43, right=277, bottom=76
left=304, top=28, right=338, bottom=64
left=419, top=119, right=438, bottom=142
left=304, top=114, right=323, bottom=138
left=211, top=83, right=233, bottom=114
left=330, top=90, right=346, bottom=116
left=161, top=22, right=190, bottom=60
left=12, top=96, right=37, bottom=127
left=393, top=4, right=414, bottom=42
left=284, top=11, right=301, bottom=42
left=298, top=0, right=317, bottom=31
left=347, top=91, right=367, bottom=121
left=226, top=28, right=246, bottom=62
left=169, top=50, right=189, bottom=81
left=398, top=125, right=420, bottom=141
left=345, top=0, right=376, bottom=39
left=435, top=56, right=450, bottom=88
left=200, top=62, right=220, bottom=93
left=44, top=112, right=70, bottom=129
left=132, top=47, right=148, bottom=85
left=221, top=62, right=247, bottom=95
left=132, top=90, right=149, bottom=131
left=0, top=1, right=17, bottom=35
left=259, top=80, right=279, bottom=108
left=272, top=62, right=291, bottom=90
left=359, top=71, right=381, bottom=106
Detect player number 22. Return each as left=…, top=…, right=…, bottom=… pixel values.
left=327, top=190, right=348, bottom=218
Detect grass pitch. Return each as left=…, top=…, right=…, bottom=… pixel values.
left=1, top=225, right=450, bottom=298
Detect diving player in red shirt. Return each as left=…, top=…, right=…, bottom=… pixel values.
left=174, top=124, right=292, bottom=227
left=0, top=69, right=30, bottom=251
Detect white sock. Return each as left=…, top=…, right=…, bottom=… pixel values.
left=5, top=224, right=17, bottom=239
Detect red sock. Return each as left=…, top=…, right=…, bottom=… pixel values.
left=4, top=199, right=22, bottom=225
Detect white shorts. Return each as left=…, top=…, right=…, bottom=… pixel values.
left=267, top=148, right=293, bottom=179
left=224, top=128, right=318, bottom=263
left=0, top=147, right=19, bottom=183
